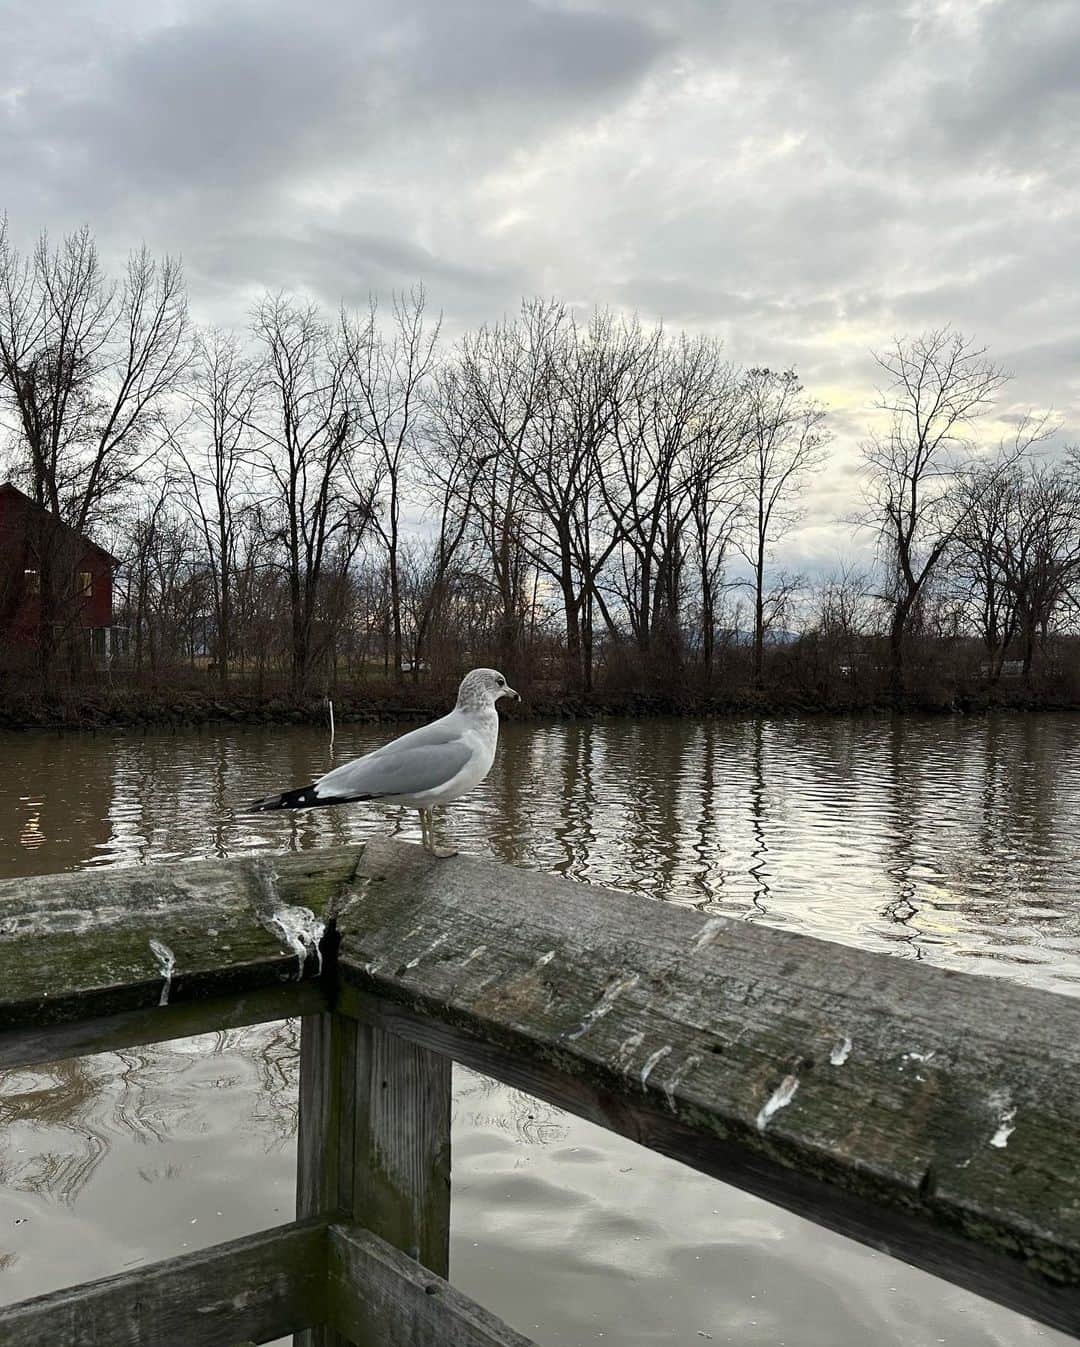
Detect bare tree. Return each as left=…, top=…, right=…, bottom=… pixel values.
left=230, top=501, right=284, bottom=690
left=860, top=328, right=1037, bottom=698
left=451, top=303, right=559, bottom=668
left=603, top=327, right=723, bottom=657
left=342, top=287, right=440, bottom=682
left=736, top=368, right=827, bottom=688
left=814, top=564, right=879, bottom=644
left=117, top=472, right=197, bottom=682
left=984, top=461, right=1080, bottom=682
left=250, top=295, right=372, bottom=696
left=512, top=307, right=646, bottom=690
left=953, top=466, right=1018, bottom=678
left=0, top=221, right=190, bottom=681
left=405, top=362, right=495, bottom=679
left=172, top=328, right=259, bottom=686
left=684, top=365, right=748, bottom=678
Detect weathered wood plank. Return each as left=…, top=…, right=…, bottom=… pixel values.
left=350, top=1024, right=452, bottom=1272
left=295, top=1010, right=357, bottom=1347
left=334, top=839, right=1080, bottom=1338
left=341, top=981, right=1080, bottom=1336
left=327, top=1222, right=536, bottom=1347
left=297, top=1011, right=354, bottom=1221
left=0, top=982, right=327, bottom=1071
left=0, top=1217, right=328, bottom=1347
left=6, top=840, right=1080, bottom=1337
left=293, top=1014, right=452, bottom=1347
left=0, top=849, right=360, bottom=1038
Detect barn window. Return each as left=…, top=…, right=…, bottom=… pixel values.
left=78, top=571, right=93, bottom=598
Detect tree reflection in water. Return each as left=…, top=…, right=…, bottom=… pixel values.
left=0, top=1021, right=302, bottom=1205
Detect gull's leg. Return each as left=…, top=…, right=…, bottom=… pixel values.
left=418, top=808, right=431, bottom=852
left=428, top=808, right=459, bottom=860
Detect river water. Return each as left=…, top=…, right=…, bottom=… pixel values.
left=2, top=713, right=1079, bottom=1345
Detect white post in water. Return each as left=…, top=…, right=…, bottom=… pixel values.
left=327, top=697, right=335, bottom=756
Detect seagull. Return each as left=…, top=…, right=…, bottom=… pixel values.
left=248, top=667, right=520, bottom=857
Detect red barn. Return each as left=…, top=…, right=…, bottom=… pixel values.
left=0, top=482, right=118, bottom=658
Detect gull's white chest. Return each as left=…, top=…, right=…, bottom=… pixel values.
left=415, top=712, right=498, bottom=807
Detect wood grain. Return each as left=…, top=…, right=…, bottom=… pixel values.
left=294, top=1013, right=451, bottom=1347
left=350, top=1026, right=452, bottom=1274
left=0, top=849, right=360, bottom=1051
left=333, top=839, right=1080, bottom=1337
left=0, top=1218, right=327, bottom=1347
left=295, top=1010, right=356, bottom=1347
left=327, top=1222, right=535, bottom=1346
left=0, top=982, right=327, bottom=1071
left=4, top=838, right=1080, bottom=1339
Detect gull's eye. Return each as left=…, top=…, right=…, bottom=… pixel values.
left=497, top=676, right=505, bottom=686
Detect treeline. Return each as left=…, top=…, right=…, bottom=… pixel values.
left=1, top=223, right=1079, bottom=707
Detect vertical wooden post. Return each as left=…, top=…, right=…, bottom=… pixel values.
left=295, top=1012, right=349, bottom=1347
left=294, top=1011, right=452, bottom=1347
left=350, top=1024, right=453, bottom=1272
left=296, top=1012, right=355, bottom=1222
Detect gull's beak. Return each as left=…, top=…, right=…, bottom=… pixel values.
left=504, top=685, right=521, bottom=702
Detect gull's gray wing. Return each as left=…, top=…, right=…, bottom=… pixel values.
left=361, top=707, right=468, bottom=757
left=313, top=738, right=472, bottom=803
left=247, top=708, right=475, bottom=812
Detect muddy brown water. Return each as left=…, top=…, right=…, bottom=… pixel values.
left=2, top=713, right=1079, bottom=1345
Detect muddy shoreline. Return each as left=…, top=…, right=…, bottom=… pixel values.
left=2, top=681, right=1077, bottom=732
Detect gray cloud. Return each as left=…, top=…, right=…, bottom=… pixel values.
left=197, top=224, right=524, bottom=322
left=918, top=0, right=1080, bottom=171
left=2, top=0, right=666, bottom=209
left=1, top=0, right=1077, bottom=572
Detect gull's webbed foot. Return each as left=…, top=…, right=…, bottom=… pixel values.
left=428, top=841, right=459, bottom=859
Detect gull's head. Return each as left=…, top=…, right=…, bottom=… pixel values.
left=456, top=667, right=520, bottom=710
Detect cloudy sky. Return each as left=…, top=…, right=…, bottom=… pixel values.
left=2, top=0, right=1077, bottom=572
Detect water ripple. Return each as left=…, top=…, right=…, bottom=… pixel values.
left=5, top=714, right=1080, bottom=993
left=3, top=715, right=1079, bottom=1346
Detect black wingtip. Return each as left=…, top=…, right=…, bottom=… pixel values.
left=247, top=784, right=322, bottom=812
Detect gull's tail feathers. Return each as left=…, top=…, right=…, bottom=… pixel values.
left=247, top=783, right=371, bottom=812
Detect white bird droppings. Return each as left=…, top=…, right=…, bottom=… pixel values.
left=692, top=917, right=727, bottom=952
left=989, top=1088, right=1017, bottom=1149
left=639, top=1045, right=673, bottom=1089
left=149, top=939, right=176, bottom=1006
left=756, top=1074, right=800, bottom=1132
left=566, top=972, right=640, bottom=1041
left=830, top=1037, right=852, bottom=1066
left=405, top=933, right=449, bottom=969
left=266, top=906, right=326, bottom=979
left=663, top=1054, right=703, bottom=1111
left=534, top=949, right=556, bottom=969
left=615, top=1032, right=644, bottom=1071
left=462, top=944, right=488, bottom=966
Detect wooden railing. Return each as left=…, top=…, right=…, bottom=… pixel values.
left=1, top=838, right=1079, bottom=1344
